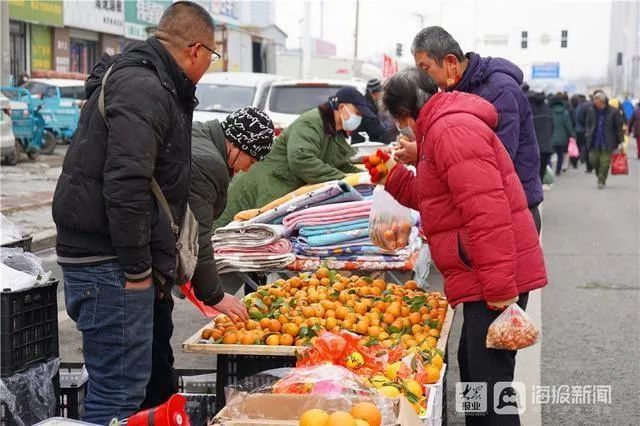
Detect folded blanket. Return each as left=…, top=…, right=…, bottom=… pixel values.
left=283, top=200, right=372, bottom=233
left=213, top=223, right=283, bottom=248
left=295, top=253, right=409, bottom=262
left=249, top=182, right=360, bottom=225
left=217, top=253, right=296, bottom=274
left=299, top=219, right=369, bottom=236
left=297, top=228, right=370, bottom=247
left=215, top=238, right=292, bottom=255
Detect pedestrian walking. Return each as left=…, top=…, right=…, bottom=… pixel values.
left=411, top=26, right=543, bottom=232
left=378, top=68, right=547, bottom=426
left=628, top=102, right=640, bottom=160
left=622, top=97, right=634, bottom=122
left=574, top=95, right=591, bottom=170
left=550, top=94, right=576, bottom=176
left=51, top=2, right=216, bottom=423
left=585, top=91, right=625, bottom=189
left=524, top=85, right=554, bottom=182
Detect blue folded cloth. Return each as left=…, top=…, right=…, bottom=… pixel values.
left=299, top=219, right=369, bottom=236
left=297, top=227, right=370, bottom=247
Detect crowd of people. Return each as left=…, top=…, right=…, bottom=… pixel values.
left=525, top=85, right=635, bottom=189
left=48, top=1, right=635, bottom=425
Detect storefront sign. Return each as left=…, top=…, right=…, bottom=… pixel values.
left=9, top=0, right=63, bottom=27
left=31, top=24, right=52, bottom=70
left=53, top=27, right=70, bottom=72
left=124, top=0, right=172, bottom=40
left=532, top=63, right=560, bottom=79
left=63, top=0, right=124, bottom=36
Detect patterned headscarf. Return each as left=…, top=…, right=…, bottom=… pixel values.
left=220, top=107, right=275, bottom=161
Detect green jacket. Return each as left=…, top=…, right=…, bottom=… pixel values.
left=189, top=120, right=228, bottom=305
left=213, top=108, right=360, bottom=229
left=550, top=99, right=576, bottom=148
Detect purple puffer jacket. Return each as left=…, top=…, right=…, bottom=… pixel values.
left=451, top=53, right=543, bottom=208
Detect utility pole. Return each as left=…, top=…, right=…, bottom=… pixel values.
left=354, top=0, right=360, bottom=59
left=320, top=0, right=324, bottom=41
left=302, top=1, right=312, bottom=79
left=1, top=1, right=10, bottom=85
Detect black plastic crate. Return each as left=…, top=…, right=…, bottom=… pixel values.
left=215, top=354, right=296, bottom=412
left=58, top=366, right=88, bottom=420
left=0, top=280, right=59, bottom=377
left=1, top=236, right=33, bottom=252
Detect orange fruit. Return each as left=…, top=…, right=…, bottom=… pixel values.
left=302, top=306, right=316, bottom=318
left=386, top=303, right=400, bottom=318
left=320, top=277, right=331, bottom=287
left=409, top=312, right=422, bottom=325
left=327, top=411, right=356, bottom=426
left=222, top=333, right=237, bottom=344
left=266, top=334, right=280, bottom=346
left=316, top=267, right=330, bottom=279
left=411, top=324, right=423, bottom=335
left=259, top=318, right=271, bottom=329
left=309, top=278, right=320, bottom=287
left=336, top=306, right=350, bottom=320
left=368, top=326, right=381, bottom=337
left=245, top=320, right=258, bottom=331
left=382, top=313, right=395, bottom=325
left=278, top=314, right=289, bottom=325
left=279, top=334, right=294, bottom=346
left=282, top=323, right=300, bottom=337
left=269, top=319, right=282, bottom=332
left=332, top=282, right=345, bottom=291
left=240, top=334, right=255, bottom=345
left=211, top=329, right=222, bottom=340
left=355, top=320, right=369, bottom=335
left=429, top=328, right=440, bottom=338
left=403, top=280, right=418, bottom=290
left=351, top=402, right=382, bottom=426
left=368, top=153, right=381, bottom=166
left=400, top=306, right=410, bottom=317
left=326, top=317, right=338, bottom=330
left=372, top=279, right=386, bottom=291
left=425, top=364, right=441, bottom=384
left=299, top=408, right=330, bottom=426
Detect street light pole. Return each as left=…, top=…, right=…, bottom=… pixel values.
left=354, top=0, right=360, bottom=59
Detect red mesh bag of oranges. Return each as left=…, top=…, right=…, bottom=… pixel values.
left=369, top=187, right=413, bottom=252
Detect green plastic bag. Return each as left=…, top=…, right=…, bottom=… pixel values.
left=543, top=165, right=554, bottom=185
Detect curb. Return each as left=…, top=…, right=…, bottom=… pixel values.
left=32, top=229, right=57, bottom=252
left=0, top=200, right=53, bottom=215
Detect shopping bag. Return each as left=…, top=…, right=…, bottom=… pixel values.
left=542, top=165, right=554, bottom=185
left=611, top=151, right=629, bottom=175
left=369, top=187, right=413, bottom=251
left=568, top=137, right=579, bottom=158
left=486, top=303, right=540, bottom=350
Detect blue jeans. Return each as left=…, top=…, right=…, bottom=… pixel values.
left=63, top=263, right=155, bottom=425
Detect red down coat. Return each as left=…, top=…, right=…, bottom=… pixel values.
left=386, top=91, right=547, bottom=307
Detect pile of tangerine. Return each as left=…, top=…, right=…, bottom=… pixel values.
left=201, top=268, right=448, bottom=349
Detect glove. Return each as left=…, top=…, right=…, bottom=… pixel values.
left=363, top=149, right=396, bottom=185
left=487, top=296, right=519, bottom=311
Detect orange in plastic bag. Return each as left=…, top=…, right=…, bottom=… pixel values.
left=486, top=304, right=540, bottom=350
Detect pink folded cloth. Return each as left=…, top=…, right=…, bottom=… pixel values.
left=214, top=238, right=292, bottom=255
left=283, top=200, right=372, bottom=233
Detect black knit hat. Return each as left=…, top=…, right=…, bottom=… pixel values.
left=367, top=78, right=383, bottom=93
left=221, top=107, right=275, bottom=161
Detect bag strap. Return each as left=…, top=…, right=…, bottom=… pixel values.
left=97, top=63, right=178, bottom=235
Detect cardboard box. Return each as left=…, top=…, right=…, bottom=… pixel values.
left=212, top=393, right=423, bottom=426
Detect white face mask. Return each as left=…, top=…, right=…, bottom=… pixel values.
left=340, top=107, right=363, bottom=131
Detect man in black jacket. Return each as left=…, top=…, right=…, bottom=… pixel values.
left=524, top=85, right=554, bottom=182
left=144, top=107, right=274, bottom=408
left=52, top=2, right=215, bottom=423
left=585, top=91, right=624, bottom=189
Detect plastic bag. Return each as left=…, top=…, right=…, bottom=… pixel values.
left=369, top=187, right=413, bottom=251
left=486, top=304, right=540, bottom=350
left=222, top=364, right=397, bottom=424
left=568, top=137, right=579, bottom=158
left=413, top=243, right=431, bottom=289
left=611, top=151, right=629, bottom=175
left=0, top=248, right=51, bottom=291
left=542, top=165, right=554, bottom=185
left=0, top=213, right=23, bottom=245
left=0, top=358, right=60, bottom=426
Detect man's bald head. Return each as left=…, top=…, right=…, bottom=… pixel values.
left=156, top=1, right=214, bottom=48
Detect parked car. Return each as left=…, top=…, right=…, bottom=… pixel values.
left=193, top=72, right=286, bottom=123
left=0, top=93, right=17, bottom=165
left=264, top=79, right=367, bottom=134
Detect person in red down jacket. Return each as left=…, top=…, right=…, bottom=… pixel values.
left=375, top=69, right=547, bottom=426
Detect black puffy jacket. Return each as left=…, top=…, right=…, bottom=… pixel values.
left=189, top=120, right=229, bottom=305
left=526, top=91, right=554, bottom=154
left=53, top=37, right=197, bottom=283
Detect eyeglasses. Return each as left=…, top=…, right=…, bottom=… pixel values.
left=188, top=42, right=221, bottom=62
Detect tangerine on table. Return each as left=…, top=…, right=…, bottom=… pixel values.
left=222, top=333, right=237, bottom=344
left=268, top=319, right=282, bottom=332
left=351, top=402, right=382, bottom=426
left=279, top=334, right=294, bottom=346
left=299, top=408, right=330, bottom=426
left=327, top=411, right=355, bottom=426
left=265, top=334, right=280, bottom=346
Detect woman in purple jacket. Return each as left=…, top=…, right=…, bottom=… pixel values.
left=409, top=26, right=543, bottom=233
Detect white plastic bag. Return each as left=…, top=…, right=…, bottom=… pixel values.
left=413, top=243, right=431, bottom=289
left=0, top=213, right=23, bottom=245
left=369, top=187, right=413, bottom=251
left=1, top=248, right=51, bottom=291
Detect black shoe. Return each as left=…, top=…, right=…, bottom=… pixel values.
left=585, top=170, right=593, bottom=174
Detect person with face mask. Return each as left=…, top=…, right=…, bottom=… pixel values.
left=212, top=87, right=374, bottom=229
left=351, top=78, right=399, bottom=144
left=375, top=68, right=547, bottom=426
left=411, top=26, right=543, bottom=233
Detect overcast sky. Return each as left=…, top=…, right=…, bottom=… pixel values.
left=274, top=0, right=619, bottom=66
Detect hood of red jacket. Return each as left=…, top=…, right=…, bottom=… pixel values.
left=417, top=91, right=499, bottom=137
